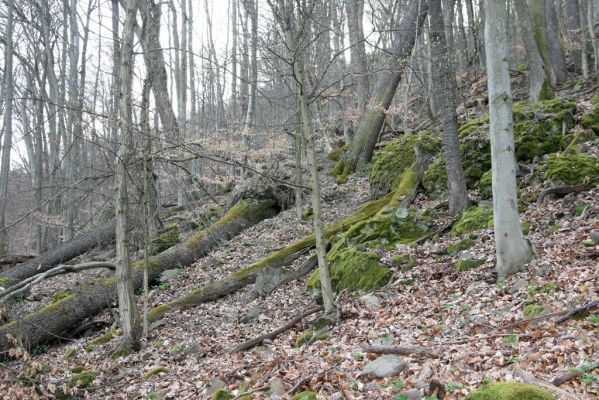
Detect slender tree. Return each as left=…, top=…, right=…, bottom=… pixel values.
left=484, top=0, right=533, bottom=278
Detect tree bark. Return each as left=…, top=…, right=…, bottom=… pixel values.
left=543, top=0, right=568, bottom=84
left=429, top=0, right=469, bottom=214
left=0, top=220, right=117, bottom=288
left=0, top=197, right=281, bottom=354
left=345, top=0, right=370, bottom=116
left=484, top=0, right=533, bottom=278
left=565, top=0, right=582, bottom=72
left=333, top=1, right=427, bottom=179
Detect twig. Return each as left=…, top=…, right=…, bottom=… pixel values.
left=231, top=385, right=270, bottom=399
left=517, top=369, right=579, bottom=400
left=229, top=305, right=323, bottom=353
left=362, top=343, right=441, bottom=359
left=551, top=361, right=599, bottom=386
left=555, top=300, right=599, bottom=324
left=538, top=179, right=598, bottom=204
left=286, top=374, right=314, bottom=395
left=260, top=254, right=318, bottom=297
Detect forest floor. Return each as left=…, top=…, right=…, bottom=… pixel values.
left=27, top=173, right=598, bottom=399
left=7, top=89, right=599, bottom=400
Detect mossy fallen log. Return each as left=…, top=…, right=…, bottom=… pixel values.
left=146, top=194, right=392, bottom=323
left=0, top=198, right=281, bottom=354
left=0, top=219, right=117, bottom=288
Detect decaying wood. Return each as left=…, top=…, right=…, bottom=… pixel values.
left=0, top=262, right=116, bottom=301
left=362, top=343, right=441, bottom=359
left=537, top=179, right=598, bottom=204
left=517, top=369, right=579, bottom=400
left=230, top=305, right=323, bottom=353
left=551, top=361, right=599, bottom=386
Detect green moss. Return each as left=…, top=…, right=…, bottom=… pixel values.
left=211, top=389, right=234, bottom=400
left=52, top=290, right=73, bottom=303
left=293, top=330, right=329, bottom=348
left=541, top=153, right=599, bottom=186
left=477, top=170, right=493, bottom=200
left=0, top=276, right=9, bottom=286
left=302, top=207, right=314, bottom=221
left=307, top=247, right=392, bottom=294
left=446, top=239, right=475, bottom=254
left=386, top=167, right=418, bottom=209
left=110, top=348, right=132, bottom=359
left=292, top=391, right=317, bottom=400
left=524, top=304, right=547, bottom=318
left=521, top=221, right=531, bottom=235
left=151, top=230, right=181, bottom=255
left=467, top=382, right=554, bottom=400
left=422, top=158, right=448, bottom=199
left=451, top=206, right=494, bottom=236
left=196, top=207, right=222, bottom=229
left=88, top=327, right=116, bottom=347
left=64, top=348, right=77, bottom=359
left=68, top=370, right=98, bottom=388
left=390, top=253, right=417, bottom=272
left=456, top=257, right=485, bottom=272
left=328, top=144, right=347, bottom=161
left=369, top=133, right=442, bottom=197
left=69, top=366, right=85, bottom=374
left=143, top=367, right=169, bottom=380
left=581, top=107, right=599, bottom=134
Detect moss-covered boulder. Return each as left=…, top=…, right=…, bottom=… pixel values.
left=307, top=247, right=392, bottom=294
left=581, top=94, right=599, bottom=134
left=467, top=382, right=554, bottom=400
left=151, top=230, right=181, bottom=255
left=328, top=144, right=347, bottom=161
left=211, top=389, right=234, bottom=400
left=451, top=206, right=494, bottom=236
left=424, top=100, right=578, bottom=199
left=541, top=153, right=599, bottom=185
left=369, top=133, right=441, bottom=198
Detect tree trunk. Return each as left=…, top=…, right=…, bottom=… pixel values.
left=515, top=0, right=554, bottom=100
left=0, top=196, right=282, bottom=354
left=241, top=0, right=258, bottom=176
left=544, top=0, right=568, bottom=84
left=333, top=1, right=427, bottom=180
left=345, top=0, right=370, bottom=116
left=0, top=220, right=117, bottom=288
left=565, top=0, right=582, bottom=72
left=484, top=0, right=534, bottom=278
left=0, top=0, right=15, bottom=257
left=429, top=0, right=469, bottom=214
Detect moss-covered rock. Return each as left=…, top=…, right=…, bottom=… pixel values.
left=307, top=247, right=392, bottom=294
left=328, top=144, right=347, bottom=161
left=292, top=391, right=317, bottom=400
left=369, top=133, right=441, bottom=198
left=451, top=206, right=494, bottom=236
left=293, top=330, right=329, bottom=348
left=541, top=153, right=599, bottom=185
left=211, top=389, right=234, bottom=400
left=68, top=369, right=98, bottom=388
left=467, top=382, right=554, bottom=400
left=581, top=100, right=599, bottom=134
left=446, top=238, right=475, bottom=254
left=477, top=170, right=493, bottom=200
left=390, top=253, right=418, bottom=271
left=425, top=100, right=578, bottom=198
left=302, top=207, right=314, bottom=221
left=524, top=304, right=547, bottom=318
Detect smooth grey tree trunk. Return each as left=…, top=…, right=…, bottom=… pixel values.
left=430, top=0, right=469, bottom=214
left=515, top=0, right=554, bottom=100
left=484, top=0, right=533, bottom=278
left=345, top=0, right=370, bottom=116
left=241, top=0, right=258, bottom=176
left=544, top=0, right=569, bottom=84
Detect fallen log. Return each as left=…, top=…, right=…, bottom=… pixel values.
left=0, top=198, right=281, bottom=354
left=146, top=194, right=392, bottom=323
left=230, top=305, right=323, bottom=353
left=517, top=369, right=579, bottom=400
left=537, top=179, right=598, bottom=204
left=551, top=361, right=599, bottom=386
left=554, top=300, right=599, bottom=324
left=0, top=219, right=117, bottom=288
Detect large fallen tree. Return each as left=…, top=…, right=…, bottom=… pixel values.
left=0, top=219, right=117, bottom=288
left=0, top=187, right=286, bottom=354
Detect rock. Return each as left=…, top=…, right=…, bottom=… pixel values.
left=269, top=377, right=286, bottom=396
left=359, top=293, right=381, bottom=309
left=159, top=269, right=183, bottom=282
left=542, top=240, right=555, bottom=248
left=589, top=231, right=599, bottom=245
left=456, top=250, right=486, bottom=272
left=397, top=389, right=423, bottom=400
left=361, top=355, right=408, bottom=378
left=365, top=381, right=381, bottom=391
left=239, top=305, right=262, bottom=324
left=246, top=266, right=290, bottom=300
left=506, top=278, right=528, bottom=295
left=205, top=379, right=226, bottom=397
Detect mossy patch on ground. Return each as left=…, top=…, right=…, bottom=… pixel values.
left=292, top=392, right=317, bottom=400
left=68, top=369, right=98, bottom=388
left=446, top=239, right=475, bottom=254
left=293, top=330, right=329, bottom=347
left=541, top=153, right=599, bottom=185
left=143, top=367, right=169, bottom=380
left=390, top=253, right=418, bottom=271
left=467, top=382, right=554, bottom=400
left=524, top=304, right=547, bottom=318
left=211, top=389, right=234, bottom=400
left=451, top=206, right=494, bottom=236
left=369, top=133, right=441, bottom=198
left=64, top=348, right=77, bottom=359
left=307, top=247, right=392, bottom=294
